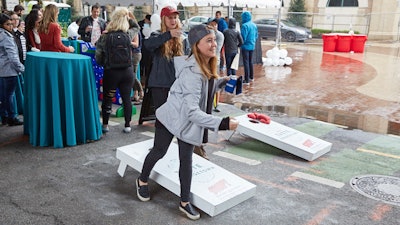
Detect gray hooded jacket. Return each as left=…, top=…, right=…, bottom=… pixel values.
left=0, top=28, right=25, bottom=77
left=156, top=55, right=226, bottom=146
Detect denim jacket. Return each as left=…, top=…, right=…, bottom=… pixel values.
left=0, top=28, right=25, bottom=77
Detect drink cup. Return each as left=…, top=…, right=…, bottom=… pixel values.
left=225, top=75, right=237, bottom=93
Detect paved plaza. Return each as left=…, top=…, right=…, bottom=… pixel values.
left=1, top=40, right=399, bottom=225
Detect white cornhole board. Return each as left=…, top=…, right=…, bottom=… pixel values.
left=116, top=139, right=256, bottom=217
left=234, top=114, right=332, bottom=161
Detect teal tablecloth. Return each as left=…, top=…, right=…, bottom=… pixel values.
left=23, top=51, right=102, bottom=148
left=15, top=74, right=24, bottom=114
left=61, top=38, right=84, bottom=54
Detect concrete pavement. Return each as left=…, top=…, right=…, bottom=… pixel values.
left=1, top=39, right=400, bottom=224
left=1, top=102, right=400, bottom=224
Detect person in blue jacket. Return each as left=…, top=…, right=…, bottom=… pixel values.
left=0, top=13, right=25, bottom=126
left=215, top=11, right=228, bottom=71
left=215, top=11, right=228, bottom=33
left=240, top=11, right=258, bottom=85
left=136, top=24, right=239, bottom=220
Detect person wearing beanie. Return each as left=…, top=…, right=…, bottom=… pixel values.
left=192, top=17, right=225, bottom=159
left=136, top=24, right=239, bottom=220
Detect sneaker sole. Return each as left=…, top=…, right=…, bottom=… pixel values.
left=179, top=206, right=200, bottom=220
left=102, top=126, right=109, bottom=133
left=136, top=179, right=150, bottom=202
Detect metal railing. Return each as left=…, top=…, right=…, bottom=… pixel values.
left=116, top=6, right=400, bottom=41
left=252, top=11, right=400, bottom=41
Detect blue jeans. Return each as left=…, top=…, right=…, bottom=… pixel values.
left=225, top=52, right=237, bottom=76
left=241, top=49, right=254, bottom=83
left=0, top=76, right=18, bottom=119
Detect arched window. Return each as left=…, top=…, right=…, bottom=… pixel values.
left=327, top=0, right=358, bottom=7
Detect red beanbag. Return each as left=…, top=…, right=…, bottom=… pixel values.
left=247, top=112, right=271, bottom=124
left=254, top=113, right=271, bottom=124
left=247, top=113, right=257, bottom=119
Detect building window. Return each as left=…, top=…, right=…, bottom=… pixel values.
left=327, top=0, right=358, bottom=7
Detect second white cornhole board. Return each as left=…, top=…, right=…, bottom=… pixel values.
left=116, top=139, right=256, bottom=217
left=233, top=114, right=332, bottom=161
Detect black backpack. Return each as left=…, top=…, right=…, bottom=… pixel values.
left=106, top=31, right=132, bottom=69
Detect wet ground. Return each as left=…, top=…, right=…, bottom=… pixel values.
left=1, top=39, right=400, bottom=225
left=220, top=40, right=400, bottom=135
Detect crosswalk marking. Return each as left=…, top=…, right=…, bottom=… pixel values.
left=141, top=131, right=155, bottom=137
left=213, top=151, right=261, bottom=165
left=291, top=171, right=345, bottom=188
left=357, top=148, right=400, bottom=159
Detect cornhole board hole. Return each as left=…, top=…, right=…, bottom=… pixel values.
left=233, top=115, right=332, bottom=161
left=116, top=139, right=256, bottom=217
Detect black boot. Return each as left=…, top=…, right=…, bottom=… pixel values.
left=1, top=117, right=7, bottom=125
left=8, top=117, right=23, bottom=126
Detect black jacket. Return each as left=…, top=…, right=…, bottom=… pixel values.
left=144, top=31, right=190, bottom=88
left=78, top=16, right=107, bottom=43
left=223, top=18, right=243, bottom=55
left=13, top=29, right=24, bottom=63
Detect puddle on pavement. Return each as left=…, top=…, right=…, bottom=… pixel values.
left=220, top=46, right=400, bottom=136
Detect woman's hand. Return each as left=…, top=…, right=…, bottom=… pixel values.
left=69, top=46, right=75, bottom=53
left=229, top=118, right=239, bottom=130
left=170, top=28, right=182, bottom=38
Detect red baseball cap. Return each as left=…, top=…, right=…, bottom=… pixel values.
left=160, top=6, right=179, bottom=17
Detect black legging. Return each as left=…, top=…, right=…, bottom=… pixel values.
left=101, top=67, right=134, bottom=127
left=150, top=87, right=170, bottom=128
left=139, top=124, right=194, bottom=202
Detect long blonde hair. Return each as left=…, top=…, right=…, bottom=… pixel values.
left=160, top=16, right=184, bottom=61
left=38, top=4, right=58, bottom=34
left=192, top=35, right=218, bottom=80
left=106, top=8, right=129, bottom=33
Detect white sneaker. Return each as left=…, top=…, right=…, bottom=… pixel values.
left=102, top=125, right=109, bottom=133
left=123, top=127, right=131, bottom=133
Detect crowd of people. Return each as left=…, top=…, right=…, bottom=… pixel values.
left=0, top=4, right=260, bottom=220
left=0, top=3, right=74, bottom=127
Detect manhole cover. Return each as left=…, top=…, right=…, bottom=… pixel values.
left=350, top=175, right=400, bottom=206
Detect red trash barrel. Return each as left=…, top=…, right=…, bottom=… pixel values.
left=336, top=34, right=353, bottom=52
left=322, top=34, right=337, bottom=52
left=351, top=35, right=368, bottom=53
